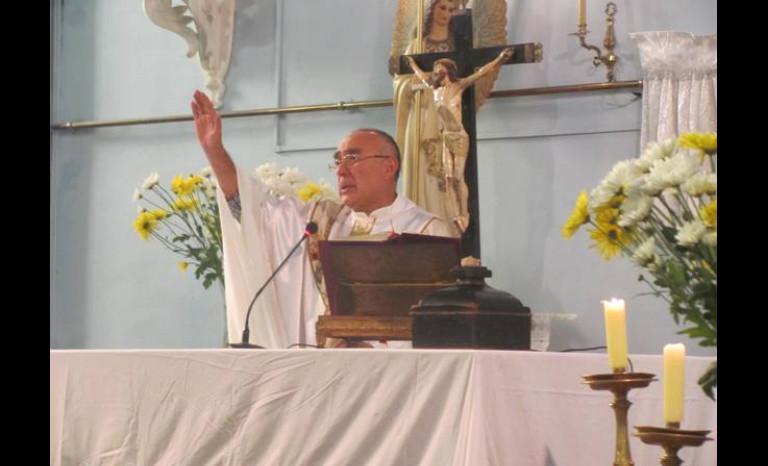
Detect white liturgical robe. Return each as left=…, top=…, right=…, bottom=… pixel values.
left=217, top=168, right=452, bottom=348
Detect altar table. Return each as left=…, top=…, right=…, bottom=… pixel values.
left=50, top=349, right=716, bottom=465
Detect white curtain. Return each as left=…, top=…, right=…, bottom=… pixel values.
left=630, top=31, right=717, bottom=149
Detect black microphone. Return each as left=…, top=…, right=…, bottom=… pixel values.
left=230, top=221, right=319, bottom=349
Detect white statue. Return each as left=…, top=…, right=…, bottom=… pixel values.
left=143, top=0, right=235, bottom=108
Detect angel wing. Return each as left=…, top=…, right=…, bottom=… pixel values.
left=144, top=0, right=235, bottom=108
left=388, top=0, right=508, bottom=110
left=143, top=0, right=200, bottom=58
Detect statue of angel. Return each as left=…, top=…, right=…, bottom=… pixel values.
left=143, top=0, right=235, bottom=108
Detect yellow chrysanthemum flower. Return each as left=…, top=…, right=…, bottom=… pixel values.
left=171, top=175, right=185, bottom=195
left=700, top=197, right=717, bottom=229
left=173, top=197, right=198, bottom=211
left=594, top=206, right=620, bottom=226
left=297, top=182, right=323, bottom=202
left=678, top=133, right=717, bottom=156
left=178, top=261, right=188, bottom=273
left=171, top=175, right=203, bottom=197
left=589, top=213, right=630, bottom=260
left=150, top=209, right=168, bottom=220
left=561, top=191, right=590, bottom=239
left=133, top=211, right=158, bottom=241
left=606, top=194, right=626, bottom=210
left=188, top=175, right=204, bottom=191
left=588, top=220, right=629, bottom=260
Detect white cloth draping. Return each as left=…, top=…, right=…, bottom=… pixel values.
left=217, top=170, right=450, bottom=348
left=630, top=31, right=717, bottom=149
left=50, top=349, right=717, bottom=466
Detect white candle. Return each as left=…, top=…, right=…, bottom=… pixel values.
left=603, top=298, right=628, bottom=370
left=578, top=0, right=587, bottom=26
left=663, top=343, right=686, bottom=424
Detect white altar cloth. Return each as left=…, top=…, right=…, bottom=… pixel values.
left=50, top=349, right=716, bottom=465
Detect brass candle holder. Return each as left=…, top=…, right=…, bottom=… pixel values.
left=571, top=2, right=619, bottom=82
left=583, top=370, right=656, bottom=466
left=633, top=424, right=712, bottom=466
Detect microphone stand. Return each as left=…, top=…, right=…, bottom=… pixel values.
left=230, top=222, right=318, bottom=348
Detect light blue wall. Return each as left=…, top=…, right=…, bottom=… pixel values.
left=51, top=0, right=717, bottom=355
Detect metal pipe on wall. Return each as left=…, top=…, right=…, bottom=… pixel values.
left=50, top=80, right=642, bottom=131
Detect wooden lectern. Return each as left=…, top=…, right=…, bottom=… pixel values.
left=316, top=234, right=461, bottom=342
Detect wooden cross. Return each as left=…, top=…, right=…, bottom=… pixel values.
left=397, top=9, right=541, bottom=258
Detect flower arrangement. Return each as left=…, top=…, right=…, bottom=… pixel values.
left=133, top=168, right=224, bottom=289
left=133, top=164, right=339, bottom=289
left=562, top=133, right=717, bottom=399
left=254, top=163, right=339, bottom=203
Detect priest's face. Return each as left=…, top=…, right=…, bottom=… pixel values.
left=335, top=131, right=398, bottom=215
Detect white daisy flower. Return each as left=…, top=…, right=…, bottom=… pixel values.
left=636, top=138, right=677, bottom=171
left=644, top=153, right=701, bottom=195
left=682, top=173, right=717, bottom=196
left=199, top=166, right=213, bottom=178
left=632, top=237, right=656, bottom=266
left=255, top=163, right=278, bottom=182
left=132, top=188, right=143, bottom=201
left=618, top=194, right=653, bottom=227
left=647, top=256, right=664, bottom=273
left=675, top=220, right=707, bottom=247
left=142, top=172, right=160, bottom=191
left=282, top=167, right=308, bottom=186
left=589, top=184, right=616, bottom=210
left=318, top=179, right=340, bottom=202
left=591, top=160, right=643, bottom=208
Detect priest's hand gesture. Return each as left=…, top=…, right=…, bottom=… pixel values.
left=191, top=90, right=223, bottom=156
left=191, top=90, right=238, bottom=198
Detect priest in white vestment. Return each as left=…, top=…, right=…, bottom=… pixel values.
left=191, top=91, right=453, bottom=348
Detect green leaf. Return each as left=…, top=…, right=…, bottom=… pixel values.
left=661, top=226, right=677, bottom=243
left=203, top=272, right=218, bottom=289
left=667, top=261, right=687, bottom=284
left=697, top=361, right=717, bottom=401
left=173, top=234, right=190, bottom=243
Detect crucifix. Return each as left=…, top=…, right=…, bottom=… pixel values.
left=396, top=8, right=542, bottom=258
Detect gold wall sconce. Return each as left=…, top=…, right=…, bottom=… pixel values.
left=572, top=1, right=619, bottom=82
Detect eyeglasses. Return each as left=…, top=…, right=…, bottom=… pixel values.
left=328, top=154, right=392, bottom=171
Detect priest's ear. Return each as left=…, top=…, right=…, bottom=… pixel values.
left=383, top=156, right=399, bottom=182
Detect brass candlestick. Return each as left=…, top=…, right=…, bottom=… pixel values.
left=583, top=370, right=656, bottom=466
left=571, top=2, right=619, bottom=82
left=633, top=425, right=712, bottom=466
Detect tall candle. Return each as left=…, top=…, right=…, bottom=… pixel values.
left=663, top=343, right=686, bottom=424
left=578, top=0, right=586, bottom=26
left=603, top=298, right=628, bottom=370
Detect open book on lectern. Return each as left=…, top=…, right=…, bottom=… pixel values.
left=318, top=233, right=462, bottom=318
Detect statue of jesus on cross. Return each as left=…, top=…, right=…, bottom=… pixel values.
left=406, top=48, right=514, bottom=232
left=391, top=0, right=542, bottom=256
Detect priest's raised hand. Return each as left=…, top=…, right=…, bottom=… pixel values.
left=191, top=90, right=238, bottom=199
